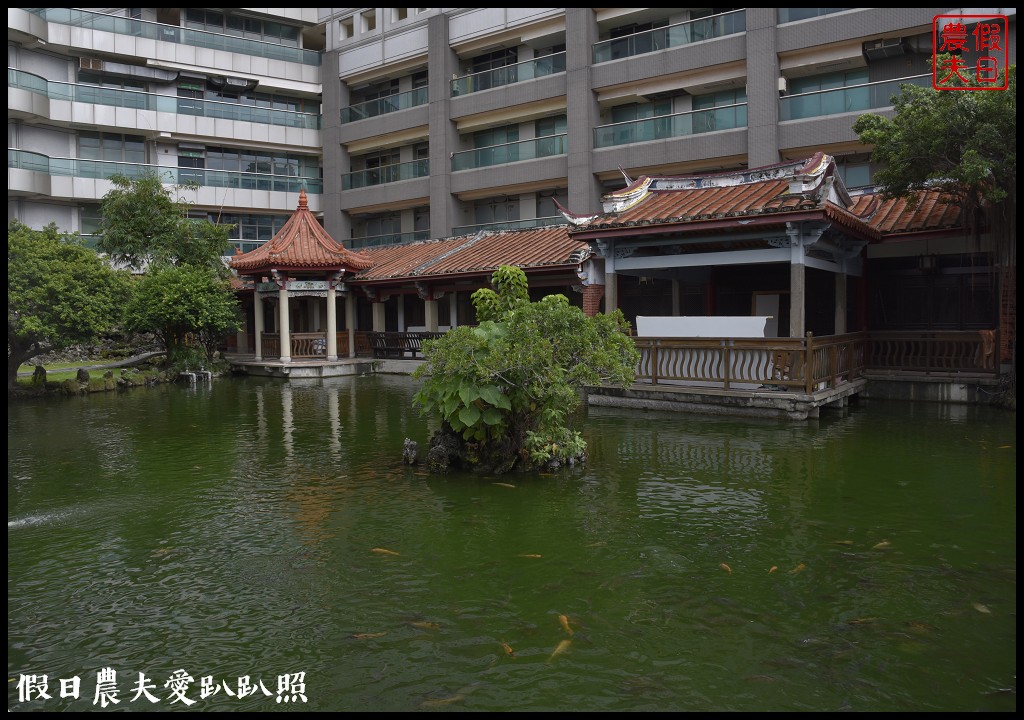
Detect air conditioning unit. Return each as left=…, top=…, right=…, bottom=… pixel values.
left=863, top=38, right=907, bottom=60
left=79, top=57, right=103, bottom=71
left=777, top=76, right=788, bottom=96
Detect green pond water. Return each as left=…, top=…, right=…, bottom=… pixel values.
left=7, top=374, right=1017, bottom=712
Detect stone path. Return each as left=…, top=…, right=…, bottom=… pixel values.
left=18, top=351, right=166, bottom=377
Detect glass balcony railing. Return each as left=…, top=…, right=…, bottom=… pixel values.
left=26, top=8, right=321, bottom=66
left=348, top=230, right=431, bottom=249
left=451, top=52, right=566, bottom=96
left=593, top=103, right=747, bottom=148
left=341, top=87, right=428, bottom=123
left=8, top=68, right=321, bottom=129
left=778, top=8, right=852, bottom=24
left=452, top=216, right=565, bottom=236
left=779, top=74, right=932, bottom=121
left=451, top=134, right=567, bottom=171
left=341, top=159, right=430, bottom=190
left=593, top=11, right=745, bottom=64
left=8, top=150, right=323, bottom=193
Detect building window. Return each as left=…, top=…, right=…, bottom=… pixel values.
left=185, top=9, right=300, bottom=46
left=692, top=88, right=747, bottom=133
left=79, top=131, right=146, bottom=164
left=362, top=10, right=377, bottom=33
left=473, top=196, right=520, bottom=226
left=340, top=17, right=354, bottom=39
left=393, top=8, right=408, bottom=22
left=787, top=68, right=869, bottom=117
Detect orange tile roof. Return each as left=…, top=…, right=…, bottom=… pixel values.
left=230, top=190, right=372, bottom=273
left=849, top=189, right=964, bottom=235
left=354, top=224, right=589, bottom=282
left=564, top=154, right=885, bottom=241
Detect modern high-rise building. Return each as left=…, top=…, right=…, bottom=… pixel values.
left=11, top=8, right=1016, bottom=249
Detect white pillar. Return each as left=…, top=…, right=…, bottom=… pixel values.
left=606, top=271, right=618, bottom=313
left=424, top=299, right=439, bottom=331
left=279, top=285, right=292, bottom=362
left=254, top=295, right=265, bottom=361
left=372, top=302, right=386, bottom=332
left=345, top=294, right=357, bottom=357
left=326, top=285, right=338, bottom=361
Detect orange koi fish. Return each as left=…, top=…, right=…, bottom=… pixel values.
left=789, top=563, right=807, bottom=574
left=768, top=566, right=778, bottom=574
left=518, top=554, right=543, bottom=558
left=872, top=540, right=891, bottom=550
left=558, top=614, right=574, bottom=636
left=500, top=641, right=515, bottom=656
left=719, top=563, right=733, bottom=575
left=548, top=639, right=572, bottom=662
left=372, top=547, right=400, bottom=556
left=350, top=632, right=386, bottom=640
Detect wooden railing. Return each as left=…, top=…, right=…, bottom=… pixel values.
left=367, top=331, right=446, bottom=359
left=865, top=330, right=997, bottom=373
left=635, top=334, right=865, bottom=392
left=259, top=332, right=335, bottom=359
left=634, top=329, right=996, bottom=392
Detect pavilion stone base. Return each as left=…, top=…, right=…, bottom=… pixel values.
left=229, top=359, right=378, bottom=379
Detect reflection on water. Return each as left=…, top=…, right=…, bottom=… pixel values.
left=7, top=376, right=1016, bottom=712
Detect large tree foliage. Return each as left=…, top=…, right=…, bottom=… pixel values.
left=412, top=266, right=639, bottom=474
left=97, top=170, right=232, bottom=271
left=123, top=265, right=242, bottom=363
left=852, top=61, right=1016, bottom=404
left=97, top=170, right=239, bottom=363
left=8, top=220, right=130, bottom=390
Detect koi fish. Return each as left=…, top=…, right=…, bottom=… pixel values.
left=848, top=617, right=878, bottom=625
left=831, top=540, right=855, bottom=545
left=872, top=541, right=891, bottom=550
left=558, top=614, right=574, bottom=636
left=420, top=694, right=464, bottom=709
left=789, top=563, right=807, bottom=574
left=410, top=621, right=442, bottom=630
left=548, top=639, right=572, bottom=662
left=500, top=641, right=515, bottom=656
left=492, top=482, right=517, bottom=488
left=350, top=632, right=386, bottom=640
left=372, top=547, right=400, bottom=556
left=719, top=563, right=732, bottom=574
left=518, top=554, right=543, bottom=558
left=768, top=566, right=778, bottom=574
left=972, top=603, right=992, bottom=614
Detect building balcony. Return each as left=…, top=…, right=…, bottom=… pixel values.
left=341, top=159, right=429, bottom=190
left=25, top=8, right=320, bottom=65
left=593, top=104, right=747, bottom=148
left=779, top=74, right=931, bottom=121
left=452, top=216, right=565, bottom=236
left=7, top=149, right=322, bottom=194
left=593, top=11, right=745, bottom=64
left=8, top=68, right=320, bottom=129
left=348, top=230, right=430, bottom=249
left=341, top=87, right=428, bottom=123
left=451, top=134, right=567, bottom=171
left=451, top=52, right=566, bottom=96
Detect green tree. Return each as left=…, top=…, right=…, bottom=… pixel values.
left=412, top=266, right=639, bottom=474
left=123, top=264, right=242, bottom=364
left=852, top=61, right=1016, bottom=405
left=7, top=220, right=130, bottom=390
left=97, top=169, right=232, bottom=271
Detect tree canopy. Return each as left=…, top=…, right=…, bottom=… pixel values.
left=7, top=220, right=131, bottom=390
left=96, top=170, right=232, bottom=271
left=124, top=264, right=242, bottom=364
left=412, top=266, right=639, bottom=474
left=852, top=61, right=1015, bottom=244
